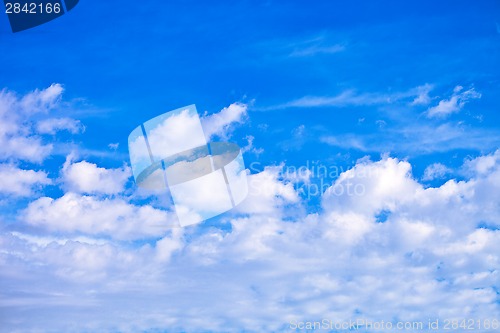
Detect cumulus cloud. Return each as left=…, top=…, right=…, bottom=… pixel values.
left=236, top=165, right=301, bottom=216
left=0, top=164, right=51, bottom=197
left=322, top=157, right=420, bottom=216
left=22, top=192, right=177, bottom=240
left=2, top=152, right=499, bottom=332
left=62, top=155, right=131, bottom=195
left=0, top=83, right=498, bottom=333
left=464, top=149, right=500, bottom=176
left=427, top=86, right=481, bottom=118
left=0, top=84, right=79, bottom=162
left=201, top=103, right=248, bottom=139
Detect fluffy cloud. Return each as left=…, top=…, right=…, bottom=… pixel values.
left=322, top=157, right=420, bottom=216
left=22, top=192, right=176, bottom=240
left=2, top=151, right=498, bottom=332
left=0, top=84, right=498, bottom=332
left=201, top=103, right=248, bottom=139
left=62, top=155, right=131, bottom=195
left=236, top=165, right=301, bottom=216
left=0, top=84, right=79, bottom=162
left=422, top=162, right=452, bottom=181
left=0, top=164, right=51, bottom=197
left=464, top=149, right=500, bottom=176
left=427, top=86, right=481, bottom=118
left=19, top=83, right=64, bottom=114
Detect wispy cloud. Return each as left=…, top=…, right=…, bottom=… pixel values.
left=410, top=83, right=433, bottom=105
left=422, top=163, right=452, bottom=181
left=0, top=84, right=499, bottom=332
left=426, top=86, right=481, bottom=118
left=36, top=117, right=85, bottom=135
left=245, top=33, right=347, bottom=62
left=320, top=133, right=368, bottom=151
left=259, top=84, right=433, bottom=110
left=321, top=122, right=500, bottom=154
left=284, top=33, right=346, bottom=57
left=289, top=44, right=345, bottom=57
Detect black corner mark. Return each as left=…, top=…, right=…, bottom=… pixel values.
left=4, top=0, right=79, bottom=33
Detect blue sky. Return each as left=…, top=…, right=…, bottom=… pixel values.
left=0, top=1, right=499, bottom=332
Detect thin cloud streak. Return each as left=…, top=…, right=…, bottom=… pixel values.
left=257, top=85, right=434, bottom=111
left=289, top=44, right=345, bottom=57
left=321, top=123, right=500, bottom=154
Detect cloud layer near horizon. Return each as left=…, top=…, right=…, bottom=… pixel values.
left=0, top=85, right=498, bottom=333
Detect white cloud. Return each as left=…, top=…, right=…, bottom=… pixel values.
left=322, top=157, right=420, bottom=216
left=0, top=164, right=51, bottom=197
left=2, top=151, right=500, bottom=332
left=279, top=34, right=347, bottom=57
left=0, top=84, right=74, bottom=162
left=0, top=134, right=53, bottom=163
left=0, top=86, right=53, bottom=161
left=236, top=165, right=301, bottom=216
left=62, top=155, right=131, bottom=195
left=128, top=106, right=210, bottom=185
left=305, top=84, right=489, bottom=155
left=320, top=134, right=367, bottom=151
left=321, top=123, right=500, bottom=154
left=270, top=90, right=385, bottom=109
left=143, top=107, right=207, bottom=158
left=427, top=86, right=481, bottom=118
left=422, top=162, right=452, bottom=181
left=201, top=103, right=248, bottom=139
left=463, top=149, right=500, bottom=176
left=278, top=124, right=308, bottom=151
left=242, top=135, right=264, bottom=156
left=18, top=83, right=64, bottom=114
left=10, top=231, right=109, bottom=247
left=259, top=84, right=480, bottom=118
left=22, top=192, right=177, bottom=240
left=290, top=44, right=345, bottom=57
left=260, top=84, right=433, bottom=110
left=108, top=142, right=119, bottom=150
left=410, top=83, right=433, bottom=105
left=36, top=117, right=85, bottom=135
